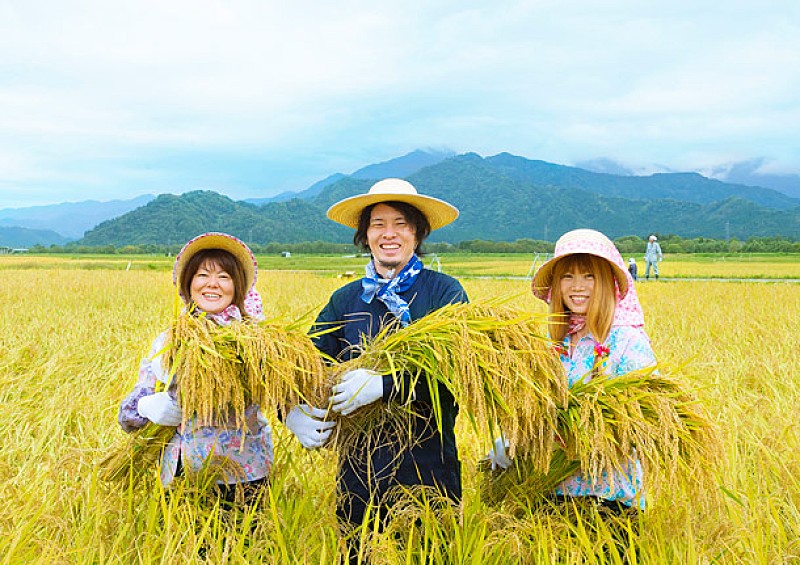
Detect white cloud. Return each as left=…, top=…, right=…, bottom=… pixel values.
left=1, top=0, right=799, bottom=207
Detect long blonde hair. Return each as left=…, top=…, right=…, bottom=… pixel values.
left=549, top=253, right=617, bottom=343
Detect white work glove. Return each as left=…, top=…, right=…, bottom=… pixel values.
left=487, top=437, right=513, bottom=471
left=137, top=392, right=182, bottom=427
left=329, top=369, right=384, bottom=416
left=285, top=404, right=336, bottom=449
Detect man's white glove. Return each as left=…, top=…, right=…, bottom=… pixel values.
left=285, top=404, right=336, bottom=449
left=487, top=437, right=513, bottom=471
left=137, top=392, right=182, bottom=427
left=329, top=369, right=384, bottom=416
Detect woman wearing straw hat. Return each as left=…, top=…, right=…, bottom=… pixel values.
left=117, top=232, right=273, bottom=505
left=284, top=179, right=468, bottom=550
left=490, top=228, right=656, bottom=513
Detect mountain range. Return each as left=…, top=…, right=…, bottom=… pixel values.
left=2, top=150, right=799, bottom=247
left=77, top=152, right=800, bottom=246
left=0, top=194, right=155, bottom=243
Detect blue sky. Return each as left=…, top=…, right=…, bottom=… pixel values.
left=1, top=0, right=798, bottom=208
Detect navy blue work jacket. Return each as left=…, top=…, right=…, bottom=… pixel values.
left=312, top=268, right=468, bottom=525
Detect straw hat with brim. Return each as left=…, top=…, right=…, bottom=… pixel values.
left=173, top=232, right=257, bottom=297
left=532, top=228, right=629, bottom=301
left=326, top=178, right=459, bottom=230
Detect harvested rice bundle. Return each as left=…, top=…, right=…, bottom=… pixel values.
left=479, top=448, right=580, bottom=508
left=167, top=313, right=327, bottom=430
left=99, top=313, right=325, bottom=485
left=481, top=367, right=721, bottom=506
left=560, top=367, right=721, bottom=497
left=323, top=300, right=568, bottom=473
left=98, top=422, right=175, bottom=484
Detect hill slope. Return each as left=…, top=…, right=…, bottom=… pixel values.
left=79, top=153, right=800, bottom=245
left=0, top=226, right=72, bottom=247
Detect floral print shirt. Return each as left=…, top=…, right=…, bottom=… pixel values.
left=554, top=325, right=656, bottom=509
left=118, top=330, right=274, bottom=487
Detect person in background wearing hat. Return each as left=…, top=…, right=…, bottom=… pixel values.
left=117, top=232, right=273, bottom=506
left=490, top=229, right=656, bottom=515
left=644, top=234, right=663, bottom=280
left=284, top=178, right=467, bottom=555
left=628, top=257, right=638, bottom=281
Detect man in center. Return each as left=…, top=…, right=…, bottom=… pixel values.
left=286, top=178, right=467, bottom=544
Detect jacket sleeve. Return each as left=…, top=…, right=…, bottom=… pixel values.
left=117, top=332, right=169, bottom=432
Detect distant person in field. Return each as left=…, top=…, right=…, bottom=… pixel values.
left=644, top=234, right=663, bottom=280
left=284, top=178, right=467, bottom=560
left=117, top=232, right=273, bottom=506
left=628, top=257, right=638, bottom=281
left=490, top=229, right=656, bottom=513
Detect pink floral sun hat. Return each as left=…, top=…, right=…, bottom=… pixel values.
left=532, top=229, right=645, bottom=327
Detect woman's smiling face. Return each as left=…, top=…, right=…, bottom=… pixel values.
left=559, top=264, right=594, bottom=314
left=190, top=259, right=235, bottom=314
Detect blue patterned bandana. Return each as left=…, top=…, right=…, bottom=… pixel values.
left=361, top=254, right=423, bottom=327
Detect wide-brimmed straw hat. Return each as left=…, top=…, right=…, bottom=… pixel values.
left=532, top=229, right=629, bottom=301
left=173, top=232, right=257, bottom=295
left=326, top=178, right=459, bottom=230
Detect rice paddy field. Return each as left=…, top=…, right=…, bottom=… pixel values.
left=1, top=253, right=799, bottom=563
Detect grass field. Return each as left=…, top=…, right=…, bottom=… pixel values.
left=3, top=252, right=800, bottom=278
left=1, top=257, right=799, bottom=563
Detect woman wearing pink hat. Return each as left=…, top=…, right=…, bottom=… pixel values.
left=490, top=228, right=657, bottom=514
left=117, top=232, right=274, bottom=506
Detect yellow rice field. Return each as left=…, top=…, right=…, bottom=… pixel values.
left=0, top=263, right=799, bottom=563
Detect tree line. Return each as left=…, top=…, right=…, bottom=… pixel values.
left=26, top=235, right=800, bottom=255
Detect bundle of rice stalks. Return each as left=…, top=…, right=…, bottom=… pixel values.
left=98, top=422, right=175, bottom=484
left=559, top=368, right=721, bottom=498
left=322, top=300, right=568, bottom=473
left=479, top=448, right=580, bottom=509
left=167, top=314, right=326, bottom=429
left=481, top=366, right=722, bottom=507
left=99, top=313, right=326, bottom=485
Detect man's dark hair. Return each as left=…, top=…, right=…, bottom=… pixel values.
left=353, top=201, right=431, bottom=254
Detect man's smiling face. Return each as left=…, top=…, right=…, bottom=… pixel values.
left=366, top=203, right=418, bottom=277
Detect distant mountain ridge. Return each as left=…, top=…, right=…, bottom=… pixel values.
left=0, top=226, right=71, bottom=247
left=245, top=149, right=456, bottom=204
left=0, top=194, right=155, bottom=242
left=79, top=152, right=800, bottom=246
